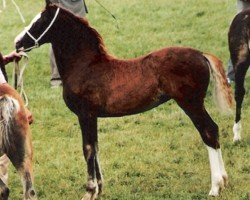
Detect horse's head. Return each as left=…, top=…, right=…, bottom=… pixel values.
left=15, top=4, right=60, bottom=52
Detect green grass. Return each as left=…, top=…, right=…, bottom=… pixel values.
left=0, top=0, right=249, bottom=199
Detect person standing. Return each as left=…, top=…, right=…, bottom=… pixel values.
left=227, top=0, right=250, bottom=83
left=49, top=0, right=88, bottom=87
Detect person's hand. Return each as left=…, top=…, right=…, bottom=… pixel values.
left=3, top=51, right=22, bottom=64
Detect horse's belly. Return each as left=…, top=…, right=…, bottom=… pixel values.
left=100, top=92, right=170, bottom=117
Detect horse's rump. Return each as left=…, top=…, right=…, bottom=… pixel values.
left=0, top=95, right=20, bottom=152
left=0, top=84, right=31, bottom=156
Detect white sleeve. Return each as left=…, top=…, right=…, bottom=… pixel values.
left=0, top=68, right=7, bottom=84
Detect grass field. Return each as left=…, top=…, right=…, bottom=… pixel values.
left=0, top=0, right=249, bottom=199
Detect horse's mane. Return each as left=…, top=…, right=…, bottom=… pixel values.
left=48, top=4, right=108, bottom=56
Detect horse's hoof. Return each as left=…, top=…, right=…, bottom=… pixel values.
left=209, top=178, right=224, bottom=197
left=0, top=187, right=9, bottom=200
left=86, top=181, right=96, bottom=192
left=233, top=136, right=241, bottom=142
left=25, top=189, right=37, bottom=200
left=209, top=189, right=219, bottom=197
left=97, top=182, right=103, bottom=195
left=81, top=192, right=92, bottom=200
left=233, top=122, right=242, bottom=142
left=82, top=180, right=99, bottom=200
left=222, top=174, right=229, bottom=187
left=81, top=191, right=98, bottom=200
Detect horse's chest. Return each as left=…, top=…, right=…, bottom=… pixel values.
left=63, top=89, right=82, bottom=114
left=63, top=82, right=104, bottom=115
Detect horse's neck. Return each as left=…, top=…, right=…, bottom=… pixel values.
left=53, top=14, right=105, bottom=55
left=52, top=17, right=104, bottom=66
left=51, top=16, right=109, bottom=79
left=51, top=41, right=99, bottom=80
left=50, top=13, right=111, bottom=80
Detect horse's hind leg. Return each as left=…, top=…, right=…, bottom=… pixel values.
left=233, top=61, right=249, bottom=142
left=7, top=129, right=36, bottom=200
left=176, top=100, right=227, bottom=196
left=18, top=153, right=36, bottom=200
left=0, top=155, right=10, bottom=200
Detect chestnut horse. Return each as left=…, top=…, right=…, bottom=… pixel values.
left=228, top=8, right=250, bottom=142
left=0, top=56, right=36, bottom=199
left=15, top=3, right=232, bottom=199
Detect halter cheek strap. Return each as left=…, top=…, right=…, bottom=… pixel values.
left=24, top=7, right=60, bottom=51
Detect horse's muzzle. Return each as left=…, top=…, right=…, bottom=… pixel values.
left=15, top=41, right=24, bottom=53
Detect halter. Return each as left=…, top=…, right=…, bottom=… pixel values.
left=24, top=7, right=60, bottom=52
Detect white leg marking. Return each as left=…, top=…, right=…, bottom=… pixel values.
left=207, top=146, right=224, bottom=196
left=233, top=121, right=242, bottom=142
left=0, top=154, right=10, bottom=185
left=218, top=149, right=228, bottom=186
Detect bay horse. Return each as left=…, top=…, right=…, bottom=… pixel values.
left=0, top=54, right=36, bottom=199
left=228, top=8, right=250, bottom=142
left=15, top=3, right=233, bottom=199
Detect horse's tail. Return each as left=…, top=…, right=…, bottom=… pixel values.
left=0, top=95, right=20, bottom=151
left=203, top=53, right=233, bottom=113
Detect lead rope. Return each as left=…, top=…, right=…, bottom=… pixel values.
left=11, top=0, right=25, bottom=23
left=1, top=0, right=25, bottom=23
left=12, top=52, right=29, bottom=107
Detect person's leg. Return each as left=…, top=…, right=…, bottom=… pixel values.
left=50, top=47, right=62, bottom=87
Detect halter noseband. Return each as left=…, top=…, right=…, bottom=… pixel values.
left=24, top=7, right=60, bottom=51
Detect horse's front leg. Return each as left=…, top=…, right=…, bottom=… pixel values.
left=95, top=153, right=103, bottom=194
left=79, top=115, right=101, bottom=200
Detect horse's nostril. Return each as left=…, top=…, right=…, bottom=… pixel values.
left=15, top=41, right=20, bottom=48
left=15, top=41, right=23, bottom=52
